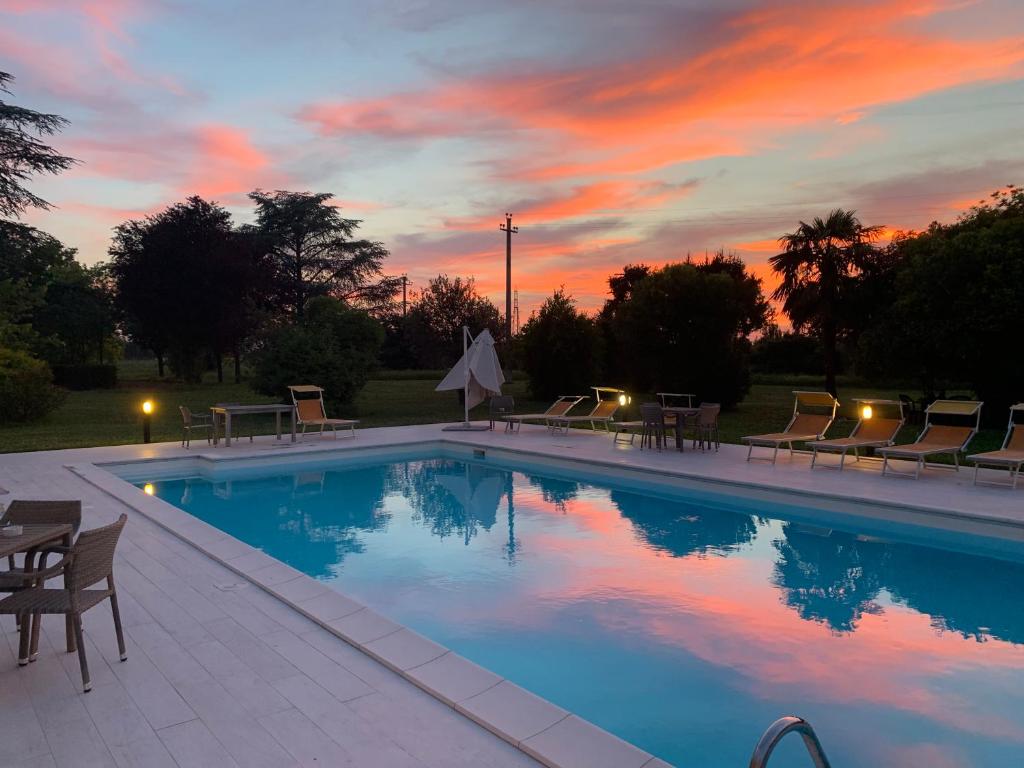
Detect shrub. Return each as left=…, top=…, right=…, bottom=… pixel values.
left=51, top=364, right=117, bottom=390
left=520, top=290, right=603, bottom=401
left=750, top=331, right=823, bottom=375
left=250, top=297, right=383, bottom=414
left=0, top=348, right=66, bottom=423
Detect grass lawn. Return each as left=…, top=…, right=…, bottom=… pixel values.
left=0, top=360, right=1005, bottom=458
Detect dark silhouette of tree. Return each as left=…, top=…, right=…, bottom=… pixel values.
left=857, top=185, right=1024, bottom=414
left=520, top=289, right=603, bottom=400
left=770, top=209, right=883, bottom=395
left=33, top=261, right=116, bottom=365
left=249, top=190, right=399, bottom=317
left=403, top=275, right=505, bottom=368
left=110, top=197, right=267, bottom=381
left=0, top=72, right=77, bottom=218
left=608, top=261, right=768, bottom=408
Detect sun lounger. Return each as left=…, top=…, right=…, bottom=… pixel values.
left=968, top=404, right=1024, bottom=488
left=548, top=387, right=624, bottom=434
left=288, top=385, right=359, bottom=438
left=878, top=399, right=982, bottom=479
left=808, top=399, right=904, bottom=470
left=743, top=391, right=838, bottom=464
left=503, top=395, right=586, bottom=433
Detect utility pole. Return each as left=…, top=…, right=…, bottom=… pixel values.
left=401, top=274, right=408, bottom=317
left=500, top=213, right=518, bottom=341
left=513, top=289, right=520, bottom=334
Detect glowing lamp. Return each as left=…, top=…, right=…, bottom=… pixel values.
left=143, top=483, right=155, bottom=496
left=141, top=399, right=154, bottom=443
left=618, top=393, right=631, bottom=406
left=862, top=405, right=873, bottom=420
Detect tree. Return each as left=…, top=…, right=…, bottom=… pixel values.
left=250, top=296, right=383, bottom=413
left=0, top=72, right=77, bottom=218
left=520, top=290, right=603, bottom=401
left=109, top=197, right=268, bottom=382
left=249, top=190, right=399, bottom=317
left=0, top=220, right=73, bottom=350
left=33, top=261, right=117, bottom=366
left=403, top=275, right=505, bottom=369
left=609, top=262, right=769, bottom=408
left=858, top=185, right=1024, bottom=414
left=770, top=209, right=883, bottom=395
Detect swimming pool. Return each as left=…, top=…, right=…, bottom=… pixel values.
left=139, top=451, right=1024, bottom=767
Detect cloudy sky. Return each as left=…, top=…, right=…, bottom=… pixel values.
left=4, top=0, right=1024, bottom=316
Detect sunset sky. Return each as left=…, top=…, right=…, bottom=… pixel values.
left=4, top=0, right=1024, bottom=316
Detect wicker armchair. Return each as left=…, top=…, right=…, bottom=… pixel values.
left=179, top=406, right=213, bottom=448
left=0, top=514, right=128, bottom=692
left=694, top=403, right=721, bottom=451
left=489, top=396, right=515, bottom=430
left=640, top=403, right=670, bottom=451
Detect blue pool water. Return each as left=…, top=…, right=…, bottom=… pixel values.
left=141, top=453, right=1024, bottom=767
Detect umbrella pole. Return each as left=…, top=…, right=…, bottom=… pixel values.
left=463, top=325, right=470, bottom=427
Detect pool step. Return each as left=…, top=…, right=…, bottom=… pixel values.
left=749, top=716, right=831, bottom=768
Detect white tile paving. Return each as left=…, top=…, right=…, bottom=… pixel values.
left=3, top=422, right=1023, bottom=768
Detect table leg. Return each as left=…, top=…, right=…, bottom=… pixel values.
left=676, top=419, right=685, bottom=452
left=276, top=411, right=282, bottom=440
left=290, top=408, right=296, bottom=442
left=63, top=532, right=74, bottom=654
left=212, top=410, right=219, bottom=446
left=225, top=412, right=233, bottom=447
left=20, top=546, right=37, bottom=664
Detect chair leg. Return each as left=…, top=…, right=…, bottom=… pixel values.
left=109, top=589, right=127, bottom=662
left=71, top=613, right=91, bottom=692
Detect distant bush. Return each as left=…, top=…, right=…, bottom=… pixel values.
left=0, top=349, right=66, bottom=423
left=51, top=364, right=117, bottom=390
left=250, top=297, right=383, bottom=414
left=750, top=331, right=823, bottom=375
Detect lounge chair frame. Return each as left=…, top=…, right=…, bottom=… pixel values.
left=288, top=385, right=358, bottom=439
left=808, top=399, right=904, bottom=471
left=968, top=404, right=1024, bottom=488
left=503, top=395, right=586, bottom=433
left=879, top=399, right=982, bottom=479
left=744, top=391, right=839, bottom=464
left=548, top=387, right=624, bottom=435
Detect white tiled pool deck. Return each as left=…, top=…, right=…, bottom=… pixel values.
left=2, top=423, right=1023, bottom=768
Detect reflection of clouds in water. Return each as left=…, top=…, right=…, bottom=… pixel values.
left=393, top=459, right=508, bottom=543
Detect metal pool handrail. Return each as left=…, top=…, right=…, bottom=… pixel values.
left=749, top=716, right=832, bottom=768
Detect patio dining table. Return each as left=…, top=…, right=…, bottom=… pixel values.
left=1, top=522, right=76, bottom=656
left=211, top=403, right=296, bottom=447
left=662, top=406, right=700, bottom=452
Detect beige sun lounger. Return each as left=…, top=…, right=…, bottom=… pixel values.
left=504, top=395, right=586, bottom=433
left=808, top=399, right=905, bottom=470
left=548, top=387, right=624, bottom=434
left=743, top=391, right=838, bottom=464
left=288, top=385, right=359, bottom=438
left=878, top=399, right=982, bottom=479
left=968, top=404, right=1024, bottom=488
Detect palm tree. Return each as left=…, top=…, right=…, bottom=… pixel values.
left=770, top=209, right=883, bottom=395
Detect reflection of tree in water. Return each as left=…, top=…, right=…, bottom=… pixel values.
left=611, top=490, right=757, bottom=558
left=772, top=523, right=1024, bottom=644
left=392, top=459, right=506, bottom=544
left=772, top=524, right=887, bottom=633
left=184, top=464, right=392, bottom=578
left=527, top=474, right=582, bottom=512
left=881, top=546, right=1024, bottom=645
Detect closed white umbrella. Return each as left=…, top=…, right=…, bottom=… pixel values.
left=437, top=327, right=505, bottom=431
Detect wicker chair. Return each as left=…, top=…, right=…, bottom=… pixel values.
left=640, top=403, right=669, bottom=451
left=179, top=406, right=213, bottom=448
left=489, top=396, right=515, bottom=430
left=694, top=403, right=721, bottom=451
left=0, top=514, right=128, bottom=692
